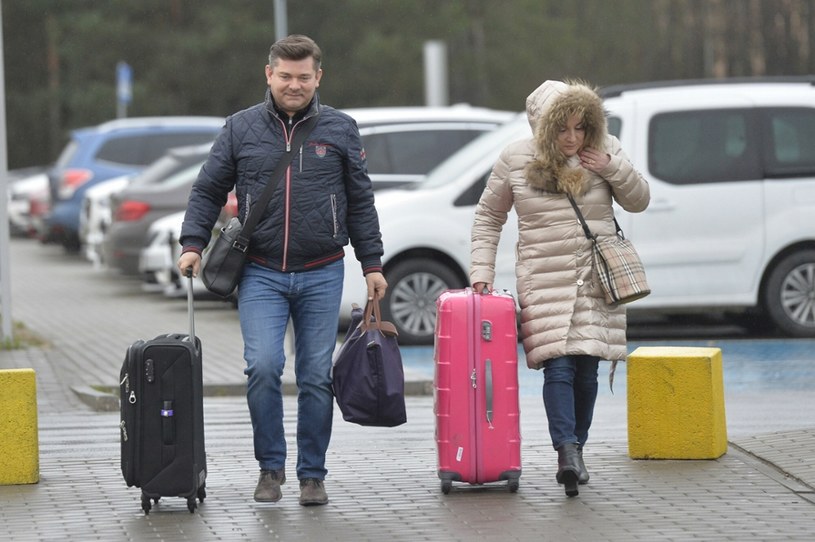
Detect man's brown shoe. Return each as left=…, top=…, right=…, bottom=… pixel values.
left=254, top=469, right=285, bottom=502
left=299, top=478, right=328, bottom=506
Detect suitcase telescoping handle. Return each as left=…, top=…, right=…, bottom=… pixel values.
left=185, top=267, right=196, bottom=350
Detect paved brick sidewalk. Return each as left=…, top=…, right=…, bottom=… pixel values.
left=2, top=238, right=815, bottom=541
left=0, top=395, right=813, bottom=541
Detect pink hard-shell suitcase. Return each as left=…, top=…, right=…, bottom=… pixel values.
left=434, top=287, right=521, bottom=494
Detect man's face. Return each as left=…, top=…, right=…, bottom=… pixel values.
left=265, top=57, right=322, bottom=117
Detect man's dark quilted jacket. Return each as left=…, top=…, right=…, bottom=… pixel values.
left=180, top=91, right=383, bottom=275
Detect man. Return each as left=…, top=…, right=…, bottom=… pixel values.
left=178, top=34, right=387, bottom=506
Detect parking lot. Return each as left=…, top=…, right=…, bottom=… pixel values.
left=2, top=236, right=815, bottom=541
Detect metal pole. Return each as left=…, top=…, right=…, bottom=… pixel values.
left=274, top=0, right=288, bottom=40
left=424, top=40, right=448, bottom=106
left=272, top=0, right=294, bottom=359
left=0, top=0, right=15, bottom=343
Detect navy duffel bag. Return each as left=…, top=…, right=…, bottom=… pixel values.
left=332, top=300, right=407, bottom=427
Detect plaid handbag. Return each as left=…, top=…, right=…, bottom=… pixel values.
left=567, top=195, right=651, bottom=306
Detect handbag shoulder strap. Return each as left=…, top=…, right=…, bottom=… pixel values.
left=237, top=111, right=320, bottom=243
left=566, top=194, right=624, bottom=241
left=566, top=194, right=595, bottom=240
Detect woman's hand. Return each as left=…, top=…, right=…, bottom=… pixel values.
left=472, top=282, right=493, bottom=294
left=579, top=147, right=610, bottom=174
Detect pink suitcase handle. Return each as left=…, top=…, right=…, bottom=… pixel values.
left=485, top=359, right=494, bottom=429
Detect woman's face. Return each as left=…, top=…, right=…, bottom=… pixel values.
left=556, top=114, right=586, bottom=157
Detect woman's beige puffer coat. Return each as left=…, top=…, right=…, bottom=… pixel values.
left=470, top=80, right=651, bottom=368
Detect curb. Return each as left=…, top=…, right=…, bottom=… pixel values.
left=73, top=378, right=434, bottom=412
left=71, top=385, right=120, bottom=412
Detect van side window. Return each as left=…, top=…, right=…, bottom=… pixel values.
left=607, top=116, right=622, bottom=138
left=648, top=109, right=761, bottom=184
left=764, top=108, right=815, bottom=178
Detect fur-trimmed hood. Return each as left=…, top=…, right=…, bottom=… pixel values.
left=524, top=80, right=608, bottom=196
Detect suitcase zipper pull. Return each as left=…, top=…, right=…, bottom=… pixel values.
left=471, top=369, right=477, bottom=389
left=121, top=373, right=136, bottom=403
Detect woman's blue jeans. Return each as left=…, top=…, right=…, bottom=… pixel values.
left=238, top=260, right=344, bottom=480
left=542, top=355, right=601, bottom=450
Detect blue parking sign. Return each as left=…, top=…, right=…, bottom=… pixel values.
left=117, top=61, right=132, bottom=104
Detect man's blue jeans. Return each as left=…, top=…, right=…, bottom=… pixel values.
left=238, top=260, right=344, bottom=480
left=542, top=355, right=601, bottom=450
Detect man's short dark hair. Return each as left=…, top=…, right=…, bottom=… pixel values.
left=268, top=34, right=322, bottom=71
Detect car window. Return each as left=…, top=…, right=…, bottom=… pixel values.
left=128, top=155, right=185, bottom=187
left=54, top=139, right=81, bottom=169
left=648, top=109, right=761, bottom=184
left=95, top=132, right=216, bottom=167
left=363, top=129, right=485, bottom=175
left=157, top=162, right=205, bottom=188
left=764, top=107, right=815, bottom=178
left=361, top=133, right=391, bottom=174
left=129, top=150, right=211, bottom=187
left=453, top=172, right=491, bottom=207
left=416, top=117, right=528, bottom=191
left=95, top=134, right=153, bottom=165
left=141, top=133, right=217, bottom=164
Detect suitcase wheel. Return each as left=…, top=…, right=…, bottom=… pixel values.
left=508, top=479, right=519, bottom=493
left=187, top=496, right=197, bottom=513
left=141, top=493, right=152, bottom=515
left=441, top=480, right=452, bottom=495
left=197, top=485, right=207, bottom=502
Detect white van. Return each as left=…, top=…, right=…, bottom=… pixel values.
left=344, top=78, right=815, bottom=343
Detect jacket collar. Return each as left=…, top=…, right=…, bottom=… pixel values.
left=264, top=88, right=321, bottom=124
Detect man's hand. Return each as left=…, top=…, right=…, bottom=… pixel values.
left=365, top=272, right=388, bottom=301
left=177, top=252, right=202, bottom=278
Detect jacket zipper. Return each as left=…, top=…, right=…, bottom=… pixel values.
left=330, top=194, right=338, bottom=237
left=282, top=117, right=293, bottom=270
left=279, top=113, right=313, bottom=271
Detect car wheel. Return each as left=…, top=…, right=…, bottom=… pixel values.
left=61, top=231, right=81, bottom=253
left=764, top=249, right=815, bottom=338
left=382, top=258, right=462, bottom=345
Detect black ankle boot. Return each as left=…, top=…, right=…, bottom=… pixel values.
left=577, top=448, right=589, bottom=485
left=556, top=443, right=580, bottom=497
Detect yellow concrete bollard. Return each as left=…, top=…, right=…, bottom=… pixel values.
left=627, top=346, right=727, bottom=460
left=0, top=369, right=40, bottom=484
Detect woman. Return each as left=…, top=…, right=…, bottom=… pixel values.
left=470, top=80, right=650, bottom=497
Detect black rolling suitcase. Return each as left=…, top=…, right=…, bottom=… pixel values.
left=119, top=271, right=206, bottom=514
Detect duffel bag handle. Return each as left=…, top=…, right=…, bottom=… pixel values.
left=361, top=298, right=399, bottom=337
